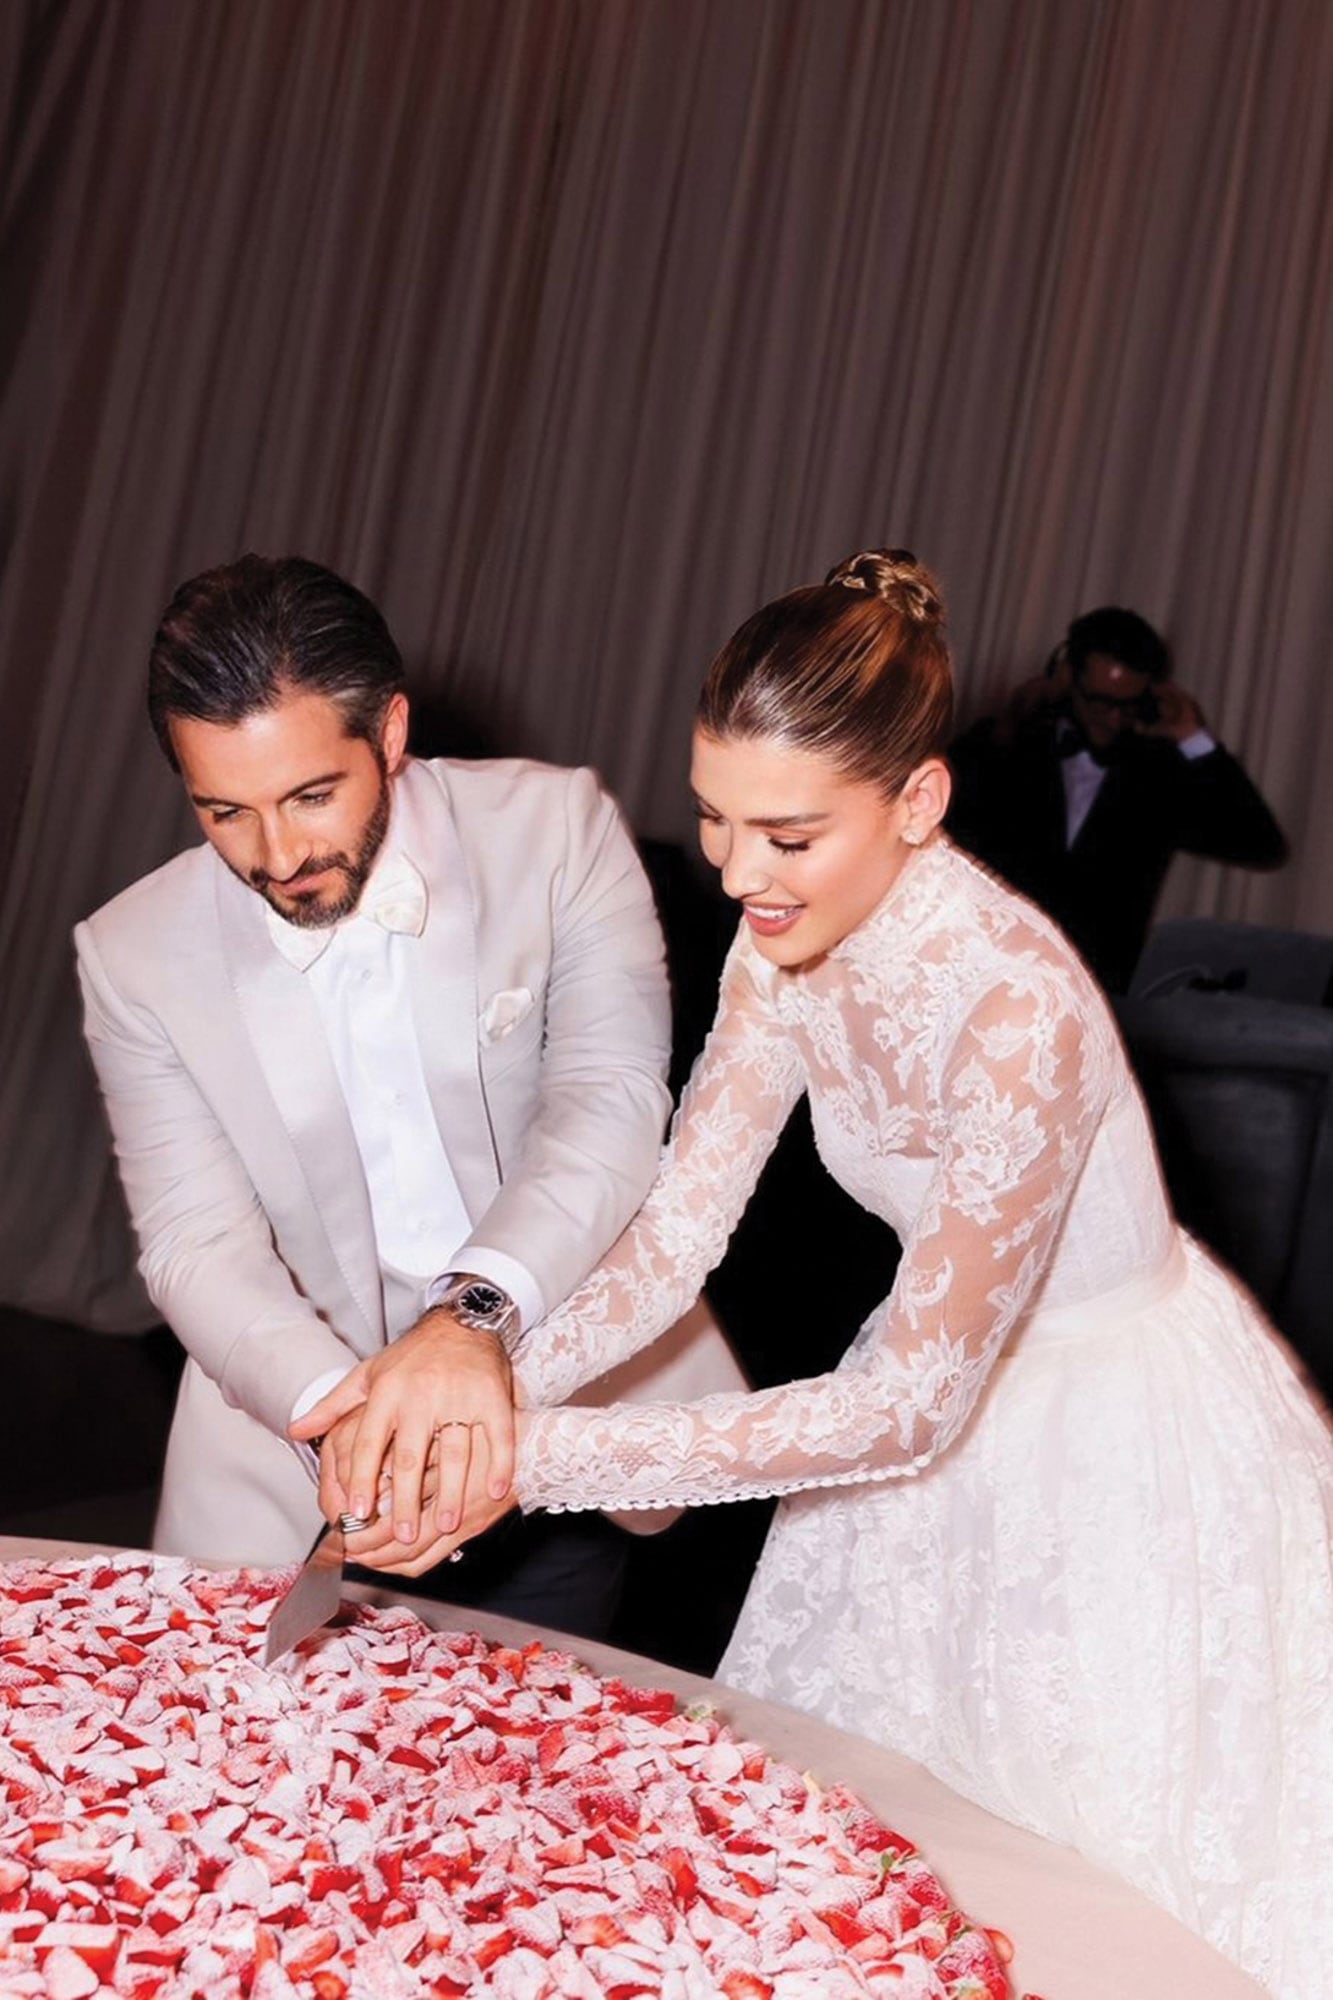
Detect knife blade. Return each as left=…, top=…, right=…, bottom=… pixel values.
left=263, top=1511, right=369, bottom=1667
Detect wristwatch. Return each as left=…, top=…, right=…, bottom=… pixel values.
left=435, top=1273, right=519, bottom=1340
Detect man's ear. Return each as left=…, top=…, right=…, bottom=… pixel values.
left=380, top=691, right=411, bottom=773
left=1044, top=644, right=1073, bottom=696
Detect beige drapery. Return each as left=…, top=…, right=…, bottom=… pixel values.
left=2, top=0, right=1331, bottom=1326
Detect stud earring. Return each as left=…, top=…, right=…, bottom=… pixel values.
left=903, top=828, right=923, bottom=847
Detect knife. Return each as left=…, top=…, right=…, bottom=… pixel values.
left=263, top=1511, right=369, bottom=1667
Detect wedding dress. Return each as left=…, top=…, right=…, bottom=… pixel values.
left=511, top=837, right=1333, bottom=1999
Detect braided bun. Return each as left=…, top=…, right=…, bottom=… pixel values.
left=825, top=548, right=945, bottom=630
left=698, top=549, right=954, bottom=800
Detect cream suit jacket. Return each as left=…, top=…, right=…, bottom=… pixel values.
left=75, top=755, right=723, bottom=1564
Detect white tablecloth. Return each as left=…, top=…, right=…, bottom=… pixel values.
left=0, top=1538, right=1268, bottom=2000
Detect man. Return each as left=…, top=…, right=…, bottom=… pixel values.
left=947, top=606, right=1288, bottom=991
left=75, top=555, right=722, bottom=1631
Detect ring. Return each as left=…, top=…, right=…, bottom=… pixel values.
left=338, top=1512, right=372, bottom=1535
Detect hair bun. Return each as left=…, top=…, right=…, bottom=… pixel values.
left=825, top=548, right=945, bottom=629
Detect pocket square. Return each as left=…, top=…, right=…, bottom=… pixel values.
left=480, top=986, right=534, bottom=1044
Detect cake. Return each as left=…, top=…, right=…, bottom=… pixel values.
left=0, top=1555, right=1019, bottom=1998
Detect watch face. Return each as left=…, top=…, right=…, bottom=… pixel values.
left=460, top=1283, right=506, bottom=1319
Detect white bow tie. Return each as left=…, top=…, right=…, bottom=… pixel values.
left=265, top=851, right=429, bottom=971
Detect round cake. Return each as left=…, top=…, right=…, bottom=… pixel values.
left=0, top=1555, right=1017, bottom=1998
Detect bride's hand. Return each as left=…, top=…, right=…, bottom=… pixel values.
left=290, top=1308, right=515, bottom=1541
left=359, top=1472, right=519, bottom=1578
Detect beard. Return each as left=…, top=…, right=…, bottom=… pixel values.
left=244, top=771, right=392, bottom=930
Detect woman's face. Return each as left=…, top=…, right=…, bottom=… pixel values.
left=690, top=729, right=933, bottom=968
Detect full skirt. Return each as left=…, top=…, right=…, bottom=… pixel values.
left=719, top=1234, right=1333, bottom=1999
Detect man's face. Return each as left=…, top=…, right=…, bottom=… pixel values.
left=171, top=687, right=409, bottom=928
left=1068, top=651, right=1151, bottom=755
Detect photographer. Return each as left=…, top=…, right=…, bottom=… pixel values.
left=946, top=607, right=1287, bottom=990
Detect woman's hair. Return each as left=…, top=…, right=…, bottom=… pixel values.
left=697, top=549, right=953, bottom=797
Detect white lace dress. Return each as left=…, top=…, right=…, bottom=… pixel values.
left=511, top=837, right=1333, bottom=1999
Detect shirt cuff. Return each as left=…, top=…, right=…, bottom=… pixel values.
left=289, top=1363, right=358, bottom=1482
left=426, top=1248, right=546, bottom=1339
left=1178, top=729, right=1217, bottom=760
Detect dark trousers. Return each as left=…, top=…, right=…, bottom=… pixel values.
left=355, top=1510, right=629, bottom=1643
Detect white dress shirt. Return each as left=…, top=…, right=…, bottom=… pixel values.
left=1061, top=728, right=1216, bottom=845
left=265, top=838, right=544, bottom=1446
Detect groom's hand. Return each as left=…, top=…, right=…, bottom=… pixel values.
left=291, top=1307, right=515, bottom=1540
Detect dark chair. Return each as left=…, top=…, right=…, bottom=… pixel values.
left=1130, top=917, right=1333, bottom=1006
left=1114, top=988, right=1333, bottom=1398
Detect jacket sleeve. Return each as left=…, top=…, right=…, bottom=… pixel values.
left=1168, top=744, right=1288, bottom=869
left=74, top=921, right=360, bottom=1437
left=452, top=769, right=675, bottom=1320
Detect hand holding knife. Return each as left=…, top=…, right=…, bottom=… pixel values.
left=262, top=1510, right=370, bottom=1667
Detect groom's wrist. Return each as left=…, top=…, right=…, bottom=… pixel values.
left=430, top=1273, right=520, bottom=1342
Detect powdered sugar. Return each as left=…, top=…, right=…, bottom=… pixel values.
left=0, top=1555, right=1014, bottom=1997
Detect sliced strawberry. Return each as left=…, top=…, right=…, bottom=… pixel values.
left=33, top=1919, right=119, bottom=1975
left=307, top=1864, right=361, bottom=1899
left=32, top=1839, right=114, bottom=1883
left=577, top=1787, right=641, bottom=1833
left=662, top=1848, right=698, bottom=1906
left=471, top=1925, right=514, bottom=1969
left=569, top=1913, right=627, bottom=1948
left=537, top=1834, right=585, bottom=1868
left=41, top=1944, right=100, bottom=1999
left=719, top=1975, right=774, bottom=2000
left=934, top=1928, right=1009, bottom=1999
left=605, top=1680, right=676, bottom=1720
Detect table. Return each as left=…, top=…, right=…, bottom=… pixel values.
left=0, top=1538, right=1268, bottom=2000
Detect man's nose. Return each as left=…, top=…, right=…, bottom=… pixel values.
left=257, top=817, right=310, bottom=882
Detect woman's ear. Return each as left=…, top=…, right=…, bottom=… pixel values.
left=899, top=757, right=952, bottom=844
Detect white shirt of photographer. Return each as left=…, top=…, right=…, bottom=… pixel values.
left=1062, top=727, right=1216, bottom=844
left=264, top=846, right=542, bottom=1464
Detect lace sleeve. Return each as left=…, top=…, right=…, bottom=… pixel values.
left=515, top=959, right=1114, bottom=1513
left=509, top=935, right=806, bottom=1409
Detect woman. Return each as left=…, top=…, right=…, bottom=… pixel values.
left=308, top=552, right=1333, bottom=1998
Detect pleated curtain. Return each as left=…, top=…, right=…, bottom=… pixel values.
left=2, top=0, right=1331, bottom=1325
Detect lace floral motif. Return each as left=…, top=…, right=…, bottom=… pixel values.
left=513, top=839, right=1121, bottom=1512
left=510, top=838, right=1333, bottom=1998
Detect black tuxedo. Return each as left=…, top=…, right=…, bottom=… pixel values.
left=946, top=712, right=1288, bottom=991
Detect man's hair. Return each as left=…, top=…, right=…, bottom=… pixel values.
left=147, top=555, right=406, bottom=769
left=1064, top=606, right=1170, bottom=683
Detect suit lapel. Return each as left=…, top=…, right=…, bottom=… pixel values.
left=1069, top=757, right=1127, bottom=856
left=395, top=762, right=502, bottom=1224
left=214, top=865, right=384, bottom=1348
left=1037, top=734, right=1076, bottom=859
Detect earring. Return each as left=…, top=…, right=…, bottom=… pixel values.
left=903, top=828, right=923, bottom=847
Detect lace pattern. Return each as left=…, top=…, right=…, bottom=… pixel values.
left=513, top=839, right=1121, bottom=1511
left=510, top=839, right=1333, bottom=1996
